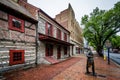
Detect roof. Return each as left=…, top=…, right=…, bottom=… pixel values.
left=0, top=0, right=37, bottom=23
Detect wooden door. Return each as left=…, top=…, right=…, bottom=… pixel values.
left=57, top=46, right=61, bottom=59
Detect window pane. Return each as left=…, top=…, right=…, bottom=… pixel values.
left=13, top=52, right=22, bottom=61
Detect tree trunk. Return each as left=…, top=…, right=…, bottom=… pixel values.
left=96, top=46, right=103, bottom=57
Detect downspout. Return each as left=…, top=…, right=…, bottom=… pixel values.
left=35, top=10, right=39, bottom=66
left=35, top=23, right=38, bottom=66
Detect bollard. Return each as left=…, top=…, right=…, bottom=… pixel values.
left=104, top=54, right=106, bottom=60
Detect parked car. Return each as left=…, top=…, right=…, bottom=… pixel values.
left=112, top=49, right=119, bottom=53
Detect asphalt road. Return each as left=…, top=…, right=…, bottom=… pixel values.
left=104, top=51, right=120, bottom=65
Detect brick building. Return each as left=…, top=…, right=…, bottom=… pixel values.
left=55, top=4, right=83, bottom=55
left=0, top=0, right=37, bottom=72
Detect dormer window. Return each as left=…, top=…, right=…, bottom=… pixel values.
left=9, top=15, right=24, bottom=32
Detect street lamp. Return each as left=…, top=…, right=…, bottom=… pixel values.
left=105, top=40, right=111, bottom=65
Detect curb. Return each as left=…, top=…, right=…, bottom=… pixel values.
left=110, top=59, right=120, bottom=68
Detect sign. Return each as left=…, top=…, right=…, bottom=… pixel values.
left=105, top=40, right=111, bottom=48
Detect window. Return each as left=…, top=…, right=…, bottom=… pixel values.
left=76, top=47, right=80, bottom=54
left=9, top=50, right=24, bottom=65
left=9, top=15, right=24, bottom=32
left=45, top=22, right=52, bottom=36
left=64, top=33, right=67, bottom=41
left=57, top=28, right=61, bottom=39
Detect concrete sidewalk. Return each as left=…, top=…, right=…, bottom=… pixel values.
left=52, top=54, right=120, bottom=80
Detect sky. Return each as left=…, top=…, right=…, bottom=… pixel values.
left=28, top=0, right=119, bottom=25
left=28, top=0, right=120, bottom=45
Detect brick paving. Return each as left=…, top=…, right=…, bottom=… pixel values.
left=4, top=57, right=81, bottom=80
left=53, top=54, right=120, bottom=80
left=4, top=54, right=120, bottom=80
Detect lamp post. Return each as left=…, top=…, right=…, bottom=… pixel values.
left=105, top=40, right=111, bottom=65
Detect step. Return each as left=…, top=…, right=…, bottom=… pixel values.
left=45, top=56, right=59, bottom=64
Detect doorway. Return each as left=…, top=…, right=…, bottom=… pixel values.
left=45, top=44, right=53, bottom=56
left=57, top=46, right=61, bottom=59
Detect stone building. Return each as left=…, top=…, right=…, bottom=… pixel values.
left=37, top=9, right=72, bottom=64
left=16, top=0, right=73, bottom=64
left=55, top=4, right=83, bottom=55
left=0, top=0, right=37, bottom=72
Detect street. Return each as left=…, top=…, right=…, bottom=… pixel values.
left=104, top=51, right=120, bottom=65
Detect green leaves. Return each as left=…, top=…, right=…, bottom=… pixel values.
left=110, top=35, right=120, bottom=49
left=81, top=1, right=120, bottom=56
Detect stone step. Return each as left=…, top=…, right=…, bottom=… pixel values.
left=45, top=56, right=59, bottom=64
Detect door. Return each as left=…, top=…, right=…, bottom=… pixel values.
left=64, top=46, right=67, bottom=55
left=46, top=44, right=53, bottom=56
left=57, top=46, right=61, bottom=59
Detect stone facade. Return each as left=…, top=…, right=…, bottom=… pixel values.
left=0, top=0, right=37, bottom=72
left=17, top=0, right=72, bottom=64
left=18, top=0, right=39, bottom=19
left=55, top=4, right=83, bottom=55
left=37, top=10, right=71, bottom=64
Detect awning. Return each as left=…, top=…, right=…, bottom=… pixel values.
left=39, top=33, right=74, bottom=46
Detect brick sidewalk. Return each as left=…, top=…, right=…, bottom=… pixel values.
left=52, top=54, right=120, bottom=80
left=4, top=57, right=81, bottom=80
left=4, top=54, right=120, bottom=80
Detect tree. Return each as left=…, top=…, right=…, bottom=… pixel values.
left=81, top=1, right=120, bottom=57
left=110, top=35, right=120, bottom=50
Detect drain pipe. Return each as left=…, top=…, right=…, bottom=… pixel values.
left=35, top=23, right=38, bottom=66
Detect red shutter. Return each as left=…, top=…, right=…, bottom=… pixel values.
left=60, top=30, right=61, bottom=39
left=45, top=22, right=48, bottom=35
left=64, top=33, right=67, bottom=41
left=51, top=25, right=53, bottom=36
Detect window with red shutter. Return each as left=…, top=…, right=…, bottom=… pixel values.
left=64, top=33, right=67, bottom=41
left=45, top=22, right=53, bottom=36
left=9, top=15, right=24, bottom=32
left=57, top=28, right=61, bottom=39
left=9, top=50, right=24, bottom=65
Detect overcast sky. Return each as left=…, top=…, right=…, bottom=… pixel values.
left=28, top=0, right=119, bottom=24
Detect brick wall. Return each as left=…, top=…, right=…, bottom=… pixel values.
left=55, top=5, right=83, bottom=46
